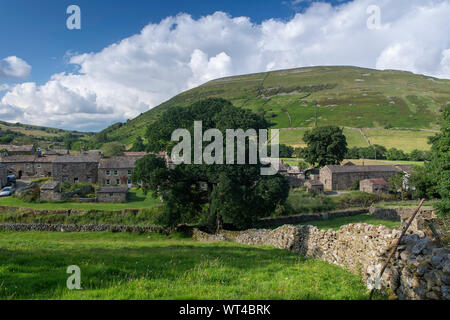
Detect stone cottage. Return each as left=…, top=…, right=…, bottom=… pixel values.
left=0, top=144, right=37, bottom=156
left=360, top=178, right=389, bottom=193
left=0, top=155, right=38, bottom=179
left=98, top=156, right=139, bottom=186
left=0, top=163, right=7, bottom=188
left=52, top=156, right=99, bottom=184
left=320, top=165, right=400, bottom=191
left=305, top=180, right=324, bottom=193
left=97, top=186, right=128, bottom=203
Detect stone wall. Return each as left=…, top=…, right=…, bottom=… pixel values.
left=257, top=209, right=367, bottom=228
left=0, top=223, right=165, bottom=234
left=193, top=224, right=449, bottom=300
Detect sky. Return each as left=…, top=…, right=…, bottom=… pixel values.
left=0, top=0, right=449, bottom=131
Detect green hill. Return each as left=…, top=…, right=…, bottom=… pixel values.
left=96, top=66, right=450, bottom=151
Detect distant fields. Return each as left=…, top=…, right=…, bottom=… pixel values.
left=0, top=231, right=377, bottom=300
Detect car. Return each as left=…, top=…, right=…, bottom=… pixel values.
left=7, top=175, right=16, bottom=184
left=0, top=186, right=15, bottom=197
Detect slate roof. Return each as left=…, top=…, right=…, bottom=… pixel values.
left=0, top=145, right=35, bottom=153
left=395, top=165, right=414, bottom=174
left=99, top=157, right=138, bottom=169
left=305, top=180, right=324, bottom=186
left=45, top=149, right=69, bottom=155
left=123, top=152, right=148, bottom=157
left=97, top=186, right=128, bottom=193
left=52, top=156, right=98, bottom=163
left=363, top=178, right=389, bottom=185
left=323, top=165, right=399, bottom=173
left=41, top=182, right=60, bottom=190
left=0, top=155, right=37, bottom=163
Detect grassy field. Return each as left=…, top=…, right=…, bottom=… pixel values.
left=0, top=189, right=161, bottom=211
left=362, top=129, right=434, bottom=152
left=295, top=214, right=401, bottom=230
left=0, top=231, right=378, bottom=300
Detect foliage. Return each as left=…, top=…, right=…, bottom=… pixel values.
left=133, top=98, right=290, bottom=231
left=302, top=126, right=348, bottom=167
left=388, top=172, right=407, bottom=200
left=335, top=192, right=396, bottom=208
left=386, top=148, right=409, bottom=161
left=101, top=142, right=125, bottom=157
left=130, top=136, right=146, bottom=152
left=278, top=144, right=295, bottom=158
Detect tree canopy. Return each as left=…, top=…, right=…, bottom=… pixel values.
left=133, top=98, right=290, bottom=231
left=302, top=126, right=348, bottom=167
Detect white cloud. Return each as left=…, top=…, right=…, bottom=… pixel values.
left=1, top=0, right=450, bottom=131
left=0, top=56, right=31, bottom=79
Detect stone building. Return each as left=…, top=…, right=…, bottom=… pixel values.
left=40, top=182, right=63, bottom=201
left=44, top=149, right=69, bottom=156
left=34, top=155, right=56, bottom=178
left=0, top=163, right=7, bottom=188
left=305, top=180, right=324, bottom=193
left=98, top=156, right=138, bottom=186
left=360, top=178, right=389, bottom=193
left=320, top=165, right=400, bottom=191
left=0, top=155, right=38, bottom=179
left=97, top=186, right=128, bottom=203
left=52, top=156, right=99, bottom=184
left=0, top=144, right=37, bottom=156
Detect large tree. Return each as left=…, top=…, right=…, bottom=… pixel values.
left=132, top=98, right=290, bottom=231
left=302, top=126, right=348, bottom=167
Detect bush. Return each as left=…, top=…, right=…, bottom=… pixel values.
left=336, top=191, right=395, bottom=208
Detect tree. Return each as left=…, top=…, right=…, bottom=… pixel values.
left=386, top=148, right=408, bottom=161
left=63, top=133, right=77, bottom=150
left=101, top=142, right=125, bottom=157
left=278, top=144, right=294, bottom=158
left=302, top=126, right=347, bottom=167
left=131, top=136, right=146, bottom=152
left=389, top=172, right=406, bottom=200
left=426, top=106, right=450, bottom=218
left=133, top=98, right=290, bottom=231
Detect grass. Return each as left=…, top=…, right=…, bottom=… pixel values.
left=0, top=231, right=377, bottom=300
left=362, top=129, right=435, bottom=152
left=0, top=189, right=161, bottom=211
left=295, top=214, right=401, bottom=230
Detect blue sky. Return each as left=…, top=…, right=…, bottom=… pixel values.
left=1, top=0, right=349, bottom=86
left=0, top=0, right=449, bottom=131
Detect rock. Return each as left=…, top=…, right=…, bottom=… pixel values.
left=412, top=238, right=432, bottom=255
left=425, top=291, right=440, bottom=300
left=442, top=286, right=450, bottom=300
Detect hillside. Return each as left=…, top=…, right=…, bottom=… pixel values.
left=98, top=66, right=449, bottom=152
left=0, top=120, right=93, bottom=148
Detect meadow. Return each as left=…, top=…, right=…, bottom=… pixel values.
left=0, top=231, right=380, bottom=300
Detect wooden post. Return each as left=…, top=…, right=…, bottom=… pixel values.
left=368, top=198, right=425, bottom=300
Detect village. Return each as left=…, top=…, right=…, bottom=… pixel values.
left=0, top=143, right=413, bottom=205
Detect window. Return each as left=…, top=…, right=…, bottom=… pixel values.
left=63, top=176, right=68, bottom=182
left=74, top=178, right=79, bottom=183
left=87, top=177, right=92, bottom=183
left=127, top=170, right=132, bottom=175
left=127, top=179, right=131, bottom=185
left=116, top=179, right=120, bottom=185
left=26, top=163, right=30, bottom=169
left=37, top=164, right=41, bottom=169
left=106, top=170, right=111, bottom=176
left=106, top=179, right=110, bottom=185
left=114, top=170, right=118, bottom=176
left=109, top=193, right=113, bottom=198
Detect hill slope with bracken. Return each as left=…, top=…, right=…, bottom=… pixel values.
left=95, top=66, right=450, bottom=151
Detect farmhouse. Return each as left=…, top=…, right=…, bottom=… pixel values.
left=98, top=156, right=140, bottom=186
left=0, top=163, right=7, bottom=188
left=360, top=178, right=389, bottom=193
left=97, top=186, right=128, bottom=203
left=320, top=165, right=400, bottom=191
left=52, top=156, right=99, bottom=184
left=0, top=155, right=38, bottom=179
left=0, top=144, right=37, bottom=156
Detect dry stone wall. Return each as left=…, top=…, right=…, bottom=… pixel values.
left=193, top=224, right=449, bottom=300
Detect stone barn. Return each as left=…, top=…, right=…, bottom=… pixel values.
left=0, top=144, right=37, bottom=156
left=40, top=182, right=63, bottom=201
left=97, top=186, right=128, bottom=203
left=0, top=163, right=7, bottom=188
left=360, top=178, right=389, bottom=194
left=320, top=165, right=400, bottom=191
left=52, top=156, right=99, bottom=184
left=305, top=180, right=324, bottom=193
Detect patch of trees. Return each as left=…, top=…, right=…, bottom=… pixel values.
left=409, top=106, right=449, bottom=218
left=132, top=98, right=290, bottom=232
left=345, top=145, right=431, bottom=161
